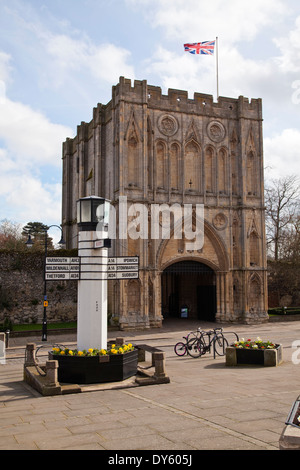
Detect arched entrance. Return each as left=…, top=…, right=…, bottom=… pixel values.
left=161, top=260, right=216, bottom=321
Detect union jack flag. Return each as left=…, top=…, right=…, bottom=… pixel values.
left=184, top=41, right=215, bottom=55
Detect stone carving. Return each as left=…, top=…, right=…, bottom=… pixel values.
left=213, top=213, right=228, bottom=230
left=207, top=120, right=226, bottom=142
left=158, top=114, right=178, bottom=136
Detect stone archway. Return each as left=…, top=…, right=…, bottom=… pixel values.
left=161, top=260, right=216, bottom=321
left=157, top=219, right=230, bottom=322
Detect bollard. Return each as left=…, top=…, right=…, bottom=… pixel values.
left=153, top=351, right=167, bottom=378
left=137, top=348, right=146, bottom=362
left=24, top=343, right=37, bottom=367
left=45, top=360, right=59, bottom=387
left=0, top=332, right=5, bottom=364
left=5, top=330, right=10, bottom=348
left=116, top=337, right=125, bottom=347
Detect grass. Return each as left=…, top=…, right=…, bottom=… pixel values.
left=10, top=322, right=77, bottom=332
left=268, top=307, right=300, bottom=316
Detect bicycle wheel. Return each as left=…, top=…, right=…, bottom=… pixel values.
left=174, top=342, right=187, bottom=356
left=187, top=338, right=202, bottom=358
left=213, top=335, right=228, bottom=356
left=197, top=338, right=207, bottom=356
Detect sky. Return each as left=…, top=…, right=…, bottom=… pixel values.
left=0, top=0, right=300, bottom=240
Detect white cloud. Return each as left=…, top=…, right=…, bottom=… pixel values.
left=0, top=166, right=62, bottom=224
left=131, top=0, right=297, bottom=107
left=0, top=46, right=70, bottom=225
left=264, top=128, right=300, bottom=180
left=273, top=15, right=300, bottom=72
left=12, top=10, right=135, bottom=94
left=0, top=46, right=73, bottom=167
left=0, top=96, right=72, bottom=166
left=128, top=0, right=287, bottom=44
left=146, top=42, right=278, bottom=103
left=145, top=46, right=213, bottom=94
left=0, top=51, right=12, bottom=84
left=44, top=33, right=134, bottom=84
left=89, top=43, right=134, bottom=83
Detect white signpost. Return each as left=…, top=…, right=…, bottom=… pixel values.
left=45, top=256, right=138, bottom=281
left=45, top=197, right=140, bottom=353
left=79, top=256, right=139, bottom=280
left=45, top=257, right=80, bottom=280
left=45, top=251, right=139, bottom=351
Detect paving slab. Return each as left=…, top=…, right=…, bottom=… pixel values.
left=1, top=319, right=300, bottom=452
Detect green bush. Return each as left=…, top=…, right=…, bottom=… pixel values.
left=0, top=318, right=13, bottom=331
left=268, top=307, right=300, bottom=316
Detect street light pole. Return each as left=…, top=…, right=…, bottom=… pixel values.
left=26, top=224, right=65, bottom=342
left=42, top=225, right=66, bottom=341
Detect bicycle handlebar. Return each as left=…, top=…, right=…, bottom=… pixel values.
left=183, top=326, right=223, bottom=340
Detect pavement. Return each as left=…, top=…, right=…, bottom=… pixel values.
left=1, top=318, right=300, bottom=452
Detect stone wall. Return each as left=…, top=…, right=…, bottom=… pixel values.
left=0, top=250, right=78, bottom=325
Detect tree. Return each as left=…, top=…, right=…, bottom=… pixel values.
left=282, top=214, right=300, bottom=262
left=22, top=221, right=49, bottom=237
left=0, top=219, right=25, bottom=250
left=265, top=175, right=300, bottom=261
left=22, top=222, right=54, bottom=250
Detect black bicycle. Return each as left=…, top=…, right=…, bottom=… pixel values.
left=174, top=327, right=238, bottom=358
left=197, top=328, right=229, bottom=357
left=174, top=328, right=203, bottom=358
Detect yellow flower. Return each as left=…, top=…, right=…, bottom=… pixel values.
left=128, top=343, right=132, bottom=348
left=60, top=350, right=65, bottom=355
left=118, top=347, right=124, bottom=353
left=111, top=344, right=116, bottom=348
left=123, top=345, right=128, bottom=352
left=88, top=348, right=93, bottom=354
left=100, top=349, right=107, bottom=355
left=78, top=351, right=84, bottom=356
left=111, top=348, right=117, bottom=354
left=69, top=350, right=73, bottom=355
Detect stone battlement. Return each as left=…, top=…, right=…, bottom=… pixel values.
left=111, top=76, right=262, bottom=119
left=63, top=77, right=262, bottom=150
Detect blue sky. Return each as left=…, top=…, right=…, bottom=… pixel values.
left=0, top=0, right=300, bottom=238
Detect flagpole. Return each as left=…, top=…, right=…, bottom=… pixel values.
left=216, top=36, right=219, bottom=100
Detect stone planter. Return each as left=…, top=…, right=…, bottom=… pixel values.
left=49, top=349, right=138, bottom=384
left=226, top=344, right=283, bottom=367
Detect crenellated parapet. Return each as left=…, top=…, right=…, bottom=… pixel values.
left=110, top=76, right=262, bottom=120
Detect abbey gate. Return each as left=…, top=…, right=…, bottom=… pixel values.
left=62, top=77, right=268, bottom=329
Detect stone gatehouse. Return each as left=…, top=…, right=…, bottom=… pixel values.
left=62, top=77, right=268, bottom=329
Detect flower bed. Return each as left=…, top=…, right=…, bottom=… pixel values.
left=232, top=337, right=277, bottom=350
left=49, top=343, right=138, bottom=384
left=226, top=337, right=283, bottom=367
left=51, top=343, right=134, bottom=357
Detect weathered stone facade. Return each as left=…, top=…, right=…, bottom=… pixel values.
left=62, top=77, right=268, bottom=329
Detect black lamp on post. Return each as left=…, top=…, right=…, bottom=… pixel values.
left=25, top=234, right=34, bottom=248
left=76, top=196, right=110, bottom=231
left=25, top=225, right=66, bottom=341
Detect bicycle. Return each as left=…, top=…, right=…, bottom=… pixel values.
left=197, top=328, right=229, bottom=358
left=174, top=328, right=203, bottom=358
left=174, top=327, right=239, bottom=359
